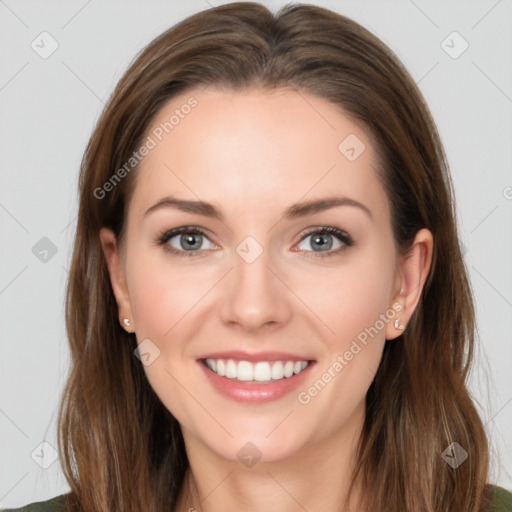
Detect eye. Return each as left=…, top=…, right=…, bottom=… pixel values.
left=294, top=226, right=354, bottom=258
left=154, top=226, right=217, bottom=257
left=154, top=225, right=354, bottom=259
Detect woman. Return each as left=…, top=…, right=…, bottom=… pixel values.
left=3, top=2, right=511, bottom=511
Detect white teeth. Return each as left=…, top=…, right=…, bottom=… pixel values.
left=225, top=360, right=237, bottom=378
left=253, top=362, right=271, bottom=382
left=216, top=359, right=225, bottom=377
left=271, top=361, right=284, bottom=380
left=237, top=361, right=253, bottom=381
left=204, top=358, right=310, bottom=382
left=283, top=361, right=294, bottom=378
left=293, top=361, right=302, bottom=374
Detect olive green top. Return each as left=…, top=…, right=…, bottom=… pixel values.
left=2, top=485, right=512, bottom=511
left=489, top=486, right=512, bottom=511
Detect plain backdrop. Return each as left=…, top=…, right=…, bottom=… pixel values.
left=1, top=0, right=511, bottom=507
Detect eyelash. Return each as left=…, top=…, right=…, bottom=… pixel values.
left=154, top=225, right=354, bottom=259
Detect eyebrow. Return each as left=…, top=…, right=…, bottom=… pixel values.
left=143, top=195, right=372, bottom=221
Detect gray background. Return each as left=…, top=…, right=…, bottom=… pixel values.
left=1, top=0, right=511, bottom=507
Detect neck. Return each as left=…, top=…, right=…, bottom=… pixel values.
left=175, top=403, right=366, bottom=512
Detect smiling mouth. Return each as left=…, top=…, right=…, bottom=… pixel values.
left=200, top=358, right=313, bottom=383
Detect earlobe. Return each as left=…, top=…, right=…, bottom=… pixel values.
left=386, top=228, right=434, bottom=341
left=99, top=227, right=135, bottom=332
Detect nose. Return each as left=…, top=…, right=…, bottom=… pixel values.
left=219, top=246, right=292, bottom=333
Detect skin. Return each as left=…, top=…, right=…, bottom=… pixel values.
left=100, top=86, right=433, bottom=512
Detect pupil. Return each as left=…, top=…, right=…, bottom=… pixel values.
left=183, top=233, right=200, bottom=250
left=312, top=234, right=332, bottom=251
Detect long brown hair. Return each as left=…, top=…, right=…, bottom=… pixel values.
left=58, top=2, right=492, bottom=511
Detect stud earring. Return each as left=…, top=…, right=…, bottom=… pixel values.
left=394, top=318, right=404, bottom=330
left=123, top=318, right=131, bottom=327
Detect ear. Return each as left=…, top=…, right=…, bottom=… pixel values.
left=99, top=227, right=135, bottom=332
left=385, top=228, right=434, bottom=340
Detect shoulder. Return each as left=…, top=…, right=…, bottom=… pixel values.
left=488, top=485, right=512, bottom=511
left=0, top=493, right=68, bottom=512
left=3, top=487, right=511, bottom=511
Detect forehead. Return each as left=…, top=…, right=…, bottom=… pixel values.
left=128, top=86, right=389, bottom=226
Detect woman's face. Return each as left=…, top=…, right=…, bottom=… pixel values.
left=101, top=86, right=430, bottom=464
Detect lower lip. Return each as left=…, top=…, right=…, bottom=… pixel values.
left=197, top=360, right=316, bottom=403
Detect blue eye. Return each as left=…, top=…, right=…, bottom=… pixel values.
left=155, top=226, right=216, bottom=257
left=295, top=226, right=353, bottom=258
left=154, top=226, right=353, bottom=258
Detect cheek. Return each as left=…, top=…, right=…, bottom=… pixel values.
left=127, top=251, right=207, bottom=339
left=126, top=251, right=201, bottom=419
left=296, top=252, right=395, bottom=348
left=295, top=255, right=393, bottom=430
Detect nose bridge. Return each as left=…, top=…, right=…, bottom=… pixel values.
left=219, top=235, right=290, bottom=330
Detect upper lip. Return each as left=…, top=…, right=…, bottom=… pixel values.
left=197, top=351, right=315, bottom=363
